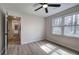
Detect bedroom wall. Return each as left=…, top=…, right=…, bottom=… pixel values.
left=5, top=10, right=45, bottom=44
left=45, top=5, right=79, bottom=51
left=21, top=14, right=45, bottom=44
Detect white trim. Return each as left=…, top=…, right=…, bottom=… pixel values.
left=21, top=39, right=44, bottom=44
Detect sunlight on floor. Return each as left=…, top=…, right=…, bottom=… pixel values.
left=56, top=49, right=72, bottom=55
left=40, top=43, right=56, bottom=53
left=45, top=44, right=56, bottom=49
left=40, top=43, right=73, bottom=55
left=40, top=45, right=52, bottom=53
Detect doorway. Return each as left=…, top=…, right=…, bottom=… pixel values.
left=7, top=15, right=21, bottom=45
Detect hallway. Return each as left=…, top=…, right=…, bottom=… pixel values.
left=7, top=40, right=78, bottom=55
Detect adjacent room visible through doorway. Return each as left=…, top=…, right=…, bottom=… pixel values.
left=7, top=15, right=21, bottom=45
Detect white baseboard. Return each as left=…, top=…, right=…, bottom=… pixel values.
left=21, top=39, right=44, bottom=45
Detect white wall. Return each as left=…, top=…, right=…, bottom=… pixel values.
left=6, top=10, right=45, bottom=44
left=45, top=5, right=79, bottom=52
left=21, top=14, right=45, bottom=44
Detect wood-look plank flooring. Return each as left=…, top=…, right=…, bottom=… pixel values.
left=7, top=40, right=78, bottom=55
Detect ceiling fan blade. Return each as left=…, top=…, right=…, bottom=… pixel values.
left=48, top=4, right=61, bottom=7
left=39, top=3, right=44, bottom=5
left=35, top=6, right=43, bottom=11
left=45, top=8, right=48, bottom=13
left=39, top=3, right=47, bottom=5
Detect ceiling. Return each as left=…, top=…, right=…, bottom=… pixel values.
left=1, top=3, right=78, bottom=17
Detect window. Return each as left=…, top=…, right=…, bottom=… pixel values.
left=64, top=15, right=75, bottom=26
left=64, top=26, right=75, bottom=36
left=52, top=18, right=62, bottom=35
left=75, top=14, right=79, bottom=36
left=64, top=15, right=76, bottom=36
left=76, top=14, right=79, bottom=25
left=64, top=14, right=79, bottom=37
left=52, top=13, right=79, bottom=37
left=52, top=18, right=62, bottom=26
left=52, top=27, right=62, bottom=35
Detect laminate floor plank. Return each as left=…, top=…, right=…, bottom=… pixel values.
left=7, top=40, right=78, bottom=55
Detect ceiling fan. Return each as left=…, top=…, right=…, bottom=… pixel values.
left=34, top=3, right=61, bottom=13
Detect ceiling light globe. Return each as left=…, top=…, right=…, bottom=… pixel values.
left=43, top=4, right=48, bottom=8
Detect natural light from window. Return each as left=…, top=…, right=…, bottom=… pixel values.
left=40, top=43, right=73, bottom=55
left=52, top=13, right=79, bottom=37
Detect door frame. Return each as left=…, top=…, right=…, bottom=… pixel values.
left=4, top=11, right=8, bottom=55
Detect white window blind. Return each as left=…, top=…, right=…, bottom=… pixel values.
left=52, top=13, right=79, bottom=37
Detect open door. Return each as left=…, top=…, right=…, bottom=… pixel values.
left=7, top=15, right=21, bottom=45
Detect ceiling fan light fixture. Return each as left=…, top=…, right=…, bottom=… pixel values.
left=43, top=4, right=48, bottom=8
left=34, top=3, right=61, bottom=13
